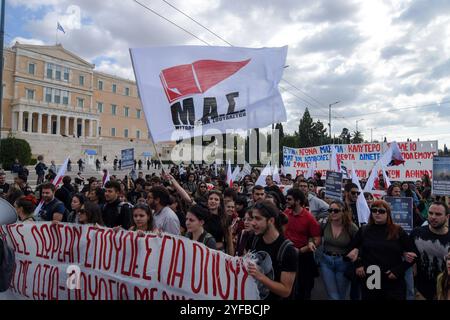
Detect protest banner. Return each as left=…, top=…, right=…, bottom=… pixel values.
left=432, top=156, right=450, bottom=196
left=130, top=46, right=287, bottom=142
left=283, top=141, right=438, bottom=181
left=385, top=197, right=414, bottom=234
left=121, top=148, right=134, bottom=169
left=325, top=171, right=343, bottom=201
left=0, top=223, right=259, bottom=300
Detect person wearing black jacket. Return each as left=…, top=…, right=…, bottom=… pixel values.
left=102, top=181, right=132, bottom=229
left=35, top=156, right=47, bottom=185
left=348, top=200, right=417, bottom=300
left=55, top=176, right=75, bottom=211
left=345, top=183, right=361, bottom=226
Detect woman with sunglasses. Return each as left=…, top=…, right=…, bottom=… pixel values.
left=194, top=182, right=209, bottom=205
left=349, top=200, right=417, bottom=300
left=320, top=201, right=358, bottom=300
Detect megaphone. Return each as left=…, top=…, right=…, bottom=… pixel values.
left=0, top=198, right=18, bottom=225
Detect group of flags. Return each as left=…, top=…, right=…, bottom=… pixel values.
left=226, top=161, right=253, bottom=187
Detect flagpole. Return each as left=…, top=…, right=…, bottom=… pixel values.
left=129, top=49, right=165, bottom=173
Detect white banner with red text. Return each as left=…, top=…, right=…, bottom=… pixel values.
left=0, top=223, right=259, bottom=300
left=283, top=141, right=438, bottom=181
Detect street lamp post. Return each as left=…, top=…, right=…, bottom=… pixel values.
left=356, top=118, right=364, bottom=132
left=328, top=101, right=340, bottom=140
left=369, top=127, right=378, bottom=143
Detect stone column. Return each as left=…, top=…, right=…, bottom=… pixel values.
left=65, top=117, right=69, bottom=136
left=88, top=119, right=93, bottom=137
left=37, top=113, right=42, bottom=134
left=47, top=115, right=52, bottom=134
left=56, top=115, right=61, bottom=136
left=18, top=111, right=23, bottom=132
left=81, top=118, right=85, bottom=138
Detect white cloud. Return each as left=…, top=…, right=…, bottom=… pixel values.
left=9, top=0, right=450, bottom=147
left=9, top=37, right=45, bottom=46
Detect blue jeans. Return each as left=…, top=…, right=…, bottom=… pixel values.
left=320, top=253, right=351, bottom=300
left=404, top=267, right=415, bottom=300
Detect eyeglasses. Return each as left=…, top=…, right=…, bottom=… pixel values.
left=351, top=191, right=361, bottom=196
left=371, top=208, right=387, bottom=214
left=327, top=208, right=342, bottom=214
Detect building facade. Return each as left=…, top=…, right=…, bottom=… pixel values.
left=1, top=43, right=173, bottom=164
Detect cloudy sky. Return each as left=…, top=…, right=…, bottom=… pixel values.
left=6, top=0, right=450, bottom=148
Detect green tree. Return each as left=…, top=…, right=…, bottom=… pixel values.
left=339, top=128, right=351, bottom=144
left=298, top=108, right=315, bottom=147
left=275, top=123, right=284, bottom=140
left=311, top=120, right=328, bottom=146
left=351, top=131, right=364, bottom=144
left=0, top=137, right=32, bottom=170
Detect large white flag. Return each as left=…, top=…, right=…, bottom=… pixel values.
left=272, top=164, right=280, bottom=184
left=231, top=165, right=241, bottom=181
left=351, top=164, right=370, bottom=225
left=381, top=165, right=391, bottom=188
left=364, top=141, right=404, bottom=191
left=330, top=145, right=339, bottom=172
left=130, top=46, right=288, bottom=142
left=238, top=161, right=252, bottom=181
left=255, top=162, right=272, bottom=187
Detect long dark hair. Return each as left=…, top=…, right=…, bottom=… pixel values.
left=328, top=200, right=353, bottom=235
left=82, top=202, right=104, bottom=225
left=71, top=193, right=86, bottom=211
left=131, top=204, right=154, bottom=232
left=369, top=200, right=401, bottom=240
left=207, top=190, right=227, bottom=230
left=253, top=200, right=283, bottom=234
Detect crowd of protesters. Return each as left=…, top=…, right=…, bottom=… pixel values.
left=0, top=160, right=449, bottom=301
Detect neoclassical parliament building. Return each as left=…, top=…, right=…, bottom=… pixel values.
left=0, top=42, right=174, bottom=164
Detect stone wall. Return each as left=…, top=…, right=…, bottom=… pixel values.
left=9, top=132, right=172, bottom=163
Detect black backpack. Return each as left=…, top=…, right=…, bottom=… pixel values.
left=250, top=236, right=297, bottom=269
